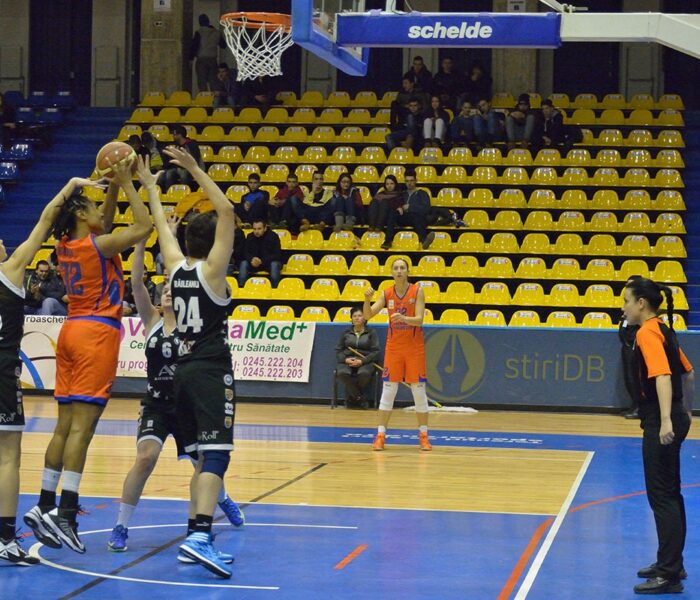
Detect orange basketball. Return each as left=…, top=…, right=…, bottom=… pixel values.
left=95, top=141, right=137, bottom=178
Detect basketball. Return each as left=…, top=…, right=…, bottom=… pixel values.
left=95, top=141, right=137, bottom=178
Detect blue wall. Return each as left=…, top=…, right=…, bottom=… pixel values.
left=114, top=325, right=700, bottom=410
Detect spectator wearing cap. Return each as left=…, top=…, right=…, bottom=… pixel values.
left=506, top=93, right=537, bottom=149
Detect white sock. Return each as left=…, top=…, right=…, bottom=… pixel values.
left=378, top=426, right=386, bottom=434
left=117, top=503, right=136, bottom=528
left=62, top=471, right=82, bottom=493
left=419, top=425, right=428, bottom=433
left=41, top=468, right=61, bottom=492
left=218, top=486, right=227, bottom=503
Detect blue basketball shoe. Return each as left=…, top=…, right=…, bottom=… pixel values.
left=218, top=496, right=245, bottom=528
left=179, top=532, right=232, bottom=578
left=108, top=525, right=128, bottom=552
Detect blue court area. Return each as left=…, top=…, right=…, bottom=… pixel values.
left=8, top=418, right=700, bottom=599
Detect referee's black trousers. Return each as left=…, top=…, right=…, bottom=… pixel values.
left=642, top=412, right=690, bottom=581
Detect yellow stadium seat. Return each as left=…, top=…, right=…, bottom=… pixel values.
left=163, top=184, right=191, bottom=204
left=294, top=164, right=318, bottom=183
left=316, top=254, right=349, bottom=275
left=565, top=149, right=592, bottom=167
left=548, top=93, right=570, bottom=108
left=654, top=213, right=685, bottom=234
left=318, top=108, right=343, bottom=124
left=194, top=91, right=214, bottom=106
left=660, top=313, right=687, bottom=331
left=349, top=255, right=380, bottom=276
left=338, top=126, right=364, bottom=143
left=626, top=129, right=653, bottom=147
left=523, top=211, right=554, bottom=231
left=592, top=168, right=620, bottom=187
left=263, top=107, right=289, bottom=123
left=653, top=260, right=686, bottom=283
left=331, top=146, right=357, bottom=163
left=464, top=210, right=490, bottom=230
left=601, top=93, right=626, bottom=109
left=436, top=187, right=464, bottom=208
left=560, top=167, right=589, bottom=186
left=387, top=147, right=414, bottom=164
left=656, top=94, right=684, bottom=110
left=589, top=211, right=618, bottom=232
left=444, top=281, right=476, bottom=304
left=521, top=233, right=551, bottom=255
left=627, top=109, right=654, bottom=126
left=416, top=280, right=441, bottom=303
left=380, top=165, right=405, bottom=182
left=489, top=233, right=519, bottom=254
left=584, top=258, right=615, bottom=280
left=439, top=309, right=469, bottom=325
left=372, top=308, right=390, bottom=324
left=243, top=145, right=270, bottom=163
left=528, top=189, right=557, bottom=209
left=165, top=90, right=191, bottom=106
left=466, top=188, right=494, bottom=208
left=625, top=149, right=652, bottom=167
left=653, top=235, right=686, bottom=258
left=414, top=255, right=446, bottom=278
left=471, top=166, right=498, bottom=184
left=309, top=278, right=340, bottom=301
left=141, top=91, right=165, bottom=106
left=266, top=305, right=296, bottom=321
left=549, top=283, right=580, bottom=307
left=587, top=234, right=617, bottom=256
left=129, top=107, right=155, bottom=122
left=280, top=126, right=308, bottom=143
left=254, top=126, right=280, bottom=143
left=238, top=277, right=272, bottom=300
left=570, top=108, right=595, bottom=125
left=225, top=126, right=251, bottom=142
left=598, top=109, right=624, bottom=125
left=621, top=190, right=651, bottom=210
left=557, top=211, right=586, bottom=231
left=333, top=307, right=353, bottom=322
left=284, top=254, right=315, bottom=275
left=515, top=257, right=548, bottom=279
left=300, top=306, right=331, bottom=322
left=653, top=190, right=685, bottom=211
left=497, top=188, right=526, bottom=209
left=622, top=168, right=651, bottom=187
left=619, top=234, right=651, bottom=256
left=269, top=278, right=306, bottom=301
left=273, top=229, right=292, bottom=250
left=147, top=124, right=172, bottom=141
left=491, top=92, right=514, bottom=108
left=209, top=107, right=235, bottom=124
left=273, top=146, right=299, bottom=163
left=573, top=93, right=598, bottom=109
left=476, top=147, right=502, bottom=165
left=275, top=91, right=296, bottom=106
left=474, top=309, right=506, bottom=326
left=546, top=311, right=578, bottom=328
left=392, top=231, right=420, bottom=251
left=366, top=127, right=391, bottom=143
left=656, top=130, right=684, bottom=148
left=582, top=284, right=615, bottom=308
left=298, top=90, right=323, bottom=106
left=441, top=166, right=469, bottom=184
left=509, top=310, right=541, bottom=327
left=359, top=231, right=385, bottom=251
left=225, top=184, right=247, bottom=204
left=288, top=108, right=316, bottom=123
left=428, top=232, right=453, bottom=252
left=500, top=167, right=528, bottom=185
left=339, top=279, right=371, bottom=302
left=629, top=93, right=654, bottom=110
left=595, top=149, right=622, bottom=166
left=294, top=230, right=324, bottom=250
left=310, top=126, right=336, bottom=143
left=664, top=286, right=689, bottom=310
left=208, top=163, right=234, bottom=181
left=199, top=144, right=214, bottom=162
left=581, top=312, right=615, bottom=329
left=553, top=234, right=584, bottom=255
left=512, top=282, right=545, bottom=306
left=551, top=258, right=581, bottom=280
left=326, top=231, right=357, bottom=250
left=534, top=149, right=561, bottom=166
left=419, top=147, right=443, bottom=164
left=446, top=146, right=472, bottom=164
left=619, top=212, right=651, bottom=233
left=300, top=146, right=326, bottom=163
left=359, top=146, right=387, bottom=163
left=354, top=91, right=378, bottom=107
left=233, top=163, right=261, bottom=182
left=505, top=148, right=533, bottom=166
left=447, top=255, right=480, bottom=278
left=618, top=259, right=651, bottom=281
left=598, top=129, right=624, bottom=146
left=326, top=91, right=350, bottom=107
left=483, top=256, right=515, bottom=279
left=456, top=232, right=486, bottom=253
left=353, top=165, right=380, bottom=184
left=324, top=164, right=349, bottom=183
left=232, top=305, right=261, bottom=320
left=654, top=169, right=683, bottom=188
left=654, top=149, right=684, bottom=169
left=414, top=165, right=438, bottom=184
left=493, top=210, right=523, bottom=231
left=117, top=124, right=142, bottom=140
left=153, top=107, right=181, bottom=123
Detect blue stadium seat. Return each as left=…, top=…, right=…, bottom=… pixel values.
left=0, top=162, right=19, bottom=182
left=0, top=143, right=33, bottom=162
left=51, top=90, right=76, bottom=110
left=3, top=91, right=25, bottom=108
left=27, top=90, right=50, bottom=107
left=0, top=183, right=5, bottom=205
left=15, top=107, right=38, bottom=124
left=37, top=107, right=63, bottom=125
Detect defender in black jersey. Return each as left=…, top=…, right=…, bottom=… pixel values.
left=147, top=145, right=236, bottom=578
left=0, top=177, right=98, bottom=566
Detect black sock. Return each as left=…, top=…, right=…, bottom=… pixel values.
left=58, top=490, right=79, bottom=521
left=38, top=489, right=56, bottom=512
left=0, top=517, right=16, bottom=542
left=193, top=514, right=213, bottom=535
left=187, top=518, right=196, bottom=536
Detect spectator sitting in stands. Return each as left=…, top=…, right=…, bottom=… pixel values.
left=270, top=173, right=304, bottom=230
left=396, top=77, right=429, bottom=112
left=335, top=306, right=380, bottom=409
left=333, top=172, right=364, bottom=232
left=123, top=272, right=156, bottom=317
left=292, top=172, right=338, bottom=232
left=450, top=100, right=475, bottom=146
left=368, top=175, right=403, bottom=232
left=229, top=214, right=246, bottom=276
left=214, top=62, right=240, bottom=108
left=458, top=62, right=493, bottom=109
left=157, top=125, right=203, bottom=191
left=386, top=96, right=422, bottom=152
left=473, top=97, right=504, bottom=147
left=422, top=96, right=450, bottom=148
left=24, top=260, right=68, bottom=316
left=0, top=92, right=17, bottom=149
left=402, top=55, right=433, bottom=94
left=242, top=75, right=272, bottom=113
left=127, top=134, right=150, bottom=163
left=141, top=131, right=163, bottom=172
left=431, top=56, right=463, bottom=109
left=506, top=93, right=536, bottom=149
left=238, top=218, right=282, bottom=288
left=533, top=99, right=582, bottom=154
left=235, top=173, right=270, bottom=226
left=382, top=170, right=435, bottom=250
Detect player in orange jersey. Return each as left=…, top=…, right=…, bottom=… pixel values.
left=363, top=257, right=432, bottom=451
left=24, top=157, right=153, bottom=554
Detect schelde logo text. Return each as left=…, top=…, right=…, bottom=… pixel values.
left=407, top=21, right=493, bottom=40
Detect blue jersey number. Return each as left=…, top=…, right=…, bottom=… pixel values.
left=64, top=262, right=84, bottom=296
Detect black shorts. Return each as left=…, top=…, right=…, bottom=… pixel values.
left=137, top=394, right=195, bottom=460
left=174, top=358, right=235, bottom=454
left=0, top=353, right=24, bottom=431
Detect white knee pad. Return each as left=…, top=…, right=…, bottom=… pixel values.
left=411, top=382, right=429, bottom=413
left=378, top=382, right=399, bottom=411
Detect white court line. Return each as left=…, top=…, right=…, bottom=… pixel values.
left=513, top=451, right=595, bottom=600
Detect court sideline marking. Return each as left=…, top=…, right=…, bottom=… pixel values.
left=55, top=463, right=328, bottom=599
left=513, top=451, right=594, bottom=600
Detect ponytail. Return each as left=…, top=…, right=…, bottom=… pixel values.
left=52, top=193, right=91, bottom=240
left=625, top=277, right=675, bottom=329
left=659, top=284, right=675, bottom=331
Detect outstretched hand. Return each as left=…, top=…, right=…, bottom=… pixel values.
left=135, top=155, right=162, bottom=189
left=163, top=146, right=199, bottom=172
left=109, top=157, right=135, bottom=186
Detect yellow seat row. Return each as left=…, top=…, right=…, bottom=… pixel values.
left=284, top=253, right=686, bottom=283
left=565, top=109, right=683, bottom=127
left=492, top=92, right=683, bottom=111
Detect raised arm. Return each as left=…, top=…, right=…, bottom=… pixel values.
left=130, top=240, right=160, bottom=332
left=2, top=177, right=101, bottom=287
left=163, top=146, right=234, bottom=290
left=101, top=179, right=119, bottom=232
left=94, top=157, right=153, bottom=259
left=363, top=286, right=386, bottom=321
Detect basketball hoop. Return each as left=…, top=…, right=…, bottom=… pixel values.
left=220, top=12, right=293, bottom=81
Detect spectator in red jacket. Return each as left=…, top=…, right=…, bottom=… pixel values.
left=270, top=173, right=304, bottom=229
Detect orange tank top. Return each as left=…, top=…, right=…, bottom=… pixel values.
left=384, top=283, right=424, bottom=347
left=57, top=233, right=124, bottom=322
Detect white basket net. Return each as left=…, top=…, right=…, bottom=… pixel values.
left=221, top=14, right=294, bottom=81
